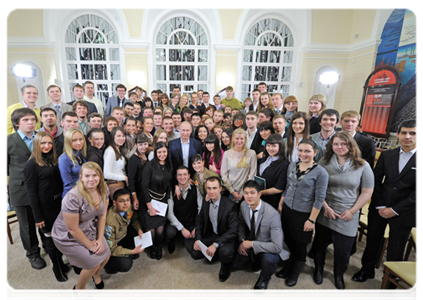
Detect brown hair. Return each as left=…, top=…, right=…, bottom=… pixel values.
left=323, top=131, right=365, bottom=169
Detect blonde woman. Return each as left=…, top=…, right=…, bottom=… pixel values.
left=52, top=162, right=110, bottom=289
left=59, top=128, right=87, bottom=197
left=308, top=94, right=327, bottom=134
left=220, top=128, right=257, bottom=203
left=177, top=94, right=190, bottom=112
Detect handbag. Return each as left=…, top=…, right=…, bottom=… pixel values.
left=106, top=180, right=125, bottom=200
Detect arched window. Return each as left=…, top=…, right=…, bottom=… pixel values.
left=155, top=16, right=209, bottom=96
left=64, top=14, right=121, bottom=105
left=241, top=18, right=294, bottom=101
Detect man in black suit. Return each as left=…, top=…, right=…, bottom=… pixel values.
left=249, top=89, right=261, bottom=112
left=191, top=177, right=238, bottom=282
left=7, top=108, right=46, bottom=270
left=54, top=111, right=79, bottom=155
left=168, top=121, right=203, bottom=175
left=245, top=111, right=262, bottom=155
left=340, top=110, right=376, bottom=167
left=353, top=119, right=416, bottom=283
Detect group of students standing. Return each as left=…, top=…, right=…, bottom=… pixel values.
left=7, top=83, right=416, bottom=290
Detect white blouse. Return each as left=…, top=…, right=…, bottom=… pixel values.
left=103, top=146, right=126, bottom=181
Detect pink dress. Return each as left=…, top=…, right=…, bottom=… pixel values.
left=203, top=149, right=224, bottom=175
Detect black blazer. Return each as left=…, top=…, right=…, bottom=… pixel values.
left=371, top=147, right=416, bottom=228
left=257, top=158, right=290, bottom=210
left=168, top=138, right=203, bottom=175
left=67, top=100, right=98, bottom=116
left=195, top=196, right=238, bottom=247
left=7, top=132, right=32, bottom=206
left=249, top=130, right=263, bottom=155
left=54, top=133, right=65, bottom=156
left=354, top=132, right=376, bottom=167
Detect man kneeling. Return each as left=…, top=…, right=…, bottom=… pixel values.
left=104, top=189, right=144, bottom=274
left=232, top=180, right=287, bottom=289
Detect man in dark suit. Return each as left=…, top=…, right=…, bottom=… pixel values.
left=67, top=84, right=98, bottom=116
left=249, top=89, right=261, bottom=112
left=245, top=111, right=262, bottom=154
left=7, top=108, right=46, bottom=270
left=104, top=84, right=131, bottom=118
left=353, top=119, right=416, bottom=283
left=41, top=84, right=73, bottom=124
left=191, top=177, right=238, bottom=282
left=168, top=121, right=203, bottom=175
left=232, top=180, right=289, bottom=289
left=340, top=110, right=376, bottom=167
left=54, top=111, right=79, bottom=155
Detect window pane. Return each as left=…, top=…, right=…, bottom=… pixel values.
left=159, top=21, right=173, bottom=36
left=283, top=51, right=293, bottom=63
left=97, top=84, right=108, bottom=91
left=79, top=48, right=92, bottom=60
left=156, top=65, right=166, bottom=80
left=169, top=49, right=181, bottom=62
left=256, top=50, right=268, bottom=63
left=81, top=64, right=94, bottom=79
left=79, top=29, right=95, bottom=43
left=243, top=50, right=253, bottom=62
left=242, top=66, right=252, bottom=81
left=198, top=50, right=208, bottom=62
left=197, top=33, right=207, bottom=45
left=110, top=48, right=120, bottom=61
left=169, top=66, right=182, bottom=81
left=269, top=51, right=281, bottom=63
left=267, top=85, right=278, bottom=93
left=97, top=92, right=109, bottom=105
left=198, top=84, right=207, bottom=92
left=157, top=32, right=167, bottom=45
left=92, top=31, right=105, bottom=44
left=244, top=33, right=256, bottom=46
left=267, top=67, right=279, bottom=82
left=157, top=84, right=167, bottom=93
left=93, top=48, right=106, bottom=61
left=66, top=48, right=77, bottom=60
left=184, top=85, right=194, bottom=92
left=106, top=31, right=118, bottom=44
left=281, top=67, right=292, bottom=82
left=183, top=66, right=194, bottom=81
left=156, top=49, right=166, bottom=61
left=198, top=66, right=207, bottom=81
left=280, top=85, right=290, bottom=97
left=110, top=64, right=120, bottom=80
left=94, top=64, right=107, bottom=80
left=67, top=64, right=78, bottom=80
left=254, top=66, right=267, bottom=81
left=77, top=15, right=90, bottom=29
left=259, top=19, right=271, bottom=32
left=111, top=84, right=119, bottom=97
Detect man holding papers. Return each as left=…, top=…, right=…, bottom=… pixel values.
left=104, top=189, right=144, bottom=274
left=232, top=180, right=287, bottom=289
left=166, top=166, right=203, bottom=255
left=192, top=177, right=238, bottom=283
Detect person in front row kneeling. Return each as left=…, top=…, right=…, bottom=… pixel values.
left=165, top=166, right=203, bottom=255
left=231, top=180, right=289, bottom=289
left=192, top=176, right=238, bottom=282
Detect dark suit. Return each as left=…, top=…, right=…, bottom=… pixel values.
left=360, top=147, right=416, bottom=275
left=7, top=132, right=41, bottom=259
left=168, top=138, right=203, bottom=175
left=104, top=96, right=131, bottom=118
left=67, top=100, right=98, bottom=116
left=354, top=132, right=376, bottom=167
left=248, top=130, right=263, bottom=155
left=190, top=196, right=238, bottom=264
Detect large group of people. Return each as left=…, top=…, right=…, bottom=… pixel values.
left=7, top=82, right=416, bottom=290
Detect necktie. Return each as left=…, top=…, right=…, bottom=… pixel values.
left=55, top=105, right=62, bottom=119
left=249, top=210, right=258, bottom=241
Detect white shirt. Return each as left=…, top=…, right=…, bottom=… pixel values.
left=247, top=128, right=257, bottom=149
left=399, top=147, right=416, bottom=173
left=181, top=139, right=190, bottom=167
left=103, top=146, right=127, bottom=181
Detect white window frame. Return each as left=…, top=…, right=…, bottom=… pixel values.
left=240, top=18, right=295, bottom=101
left=154, top=16, right=210, bottom=98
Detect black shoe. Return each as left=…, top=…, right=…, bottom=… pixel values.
left=313, top=266, right=324, bottom=285
left=73, top=266, right=82, bottom=275
left=285, top=260, right=305, bottom=287
left=167, top=239, right=176, bottom=254
left=219, top=263, right=231, bottom=282
left=253, top=277, right=269, bottom=289
left=53, top=264, right=68, bottom=282
left=275, top=259, right=291, bottom=279
left=352, top=269, right=375, bottom=282
left=92, top=277, right=104, bottom=289
left=150, top=247, right=157, bottom=259
left=156, top=246, right=163, bottom=260
left=129, top=254, right=140, bottom=260
left=29, top=256, right=47, bottom=270
left=334, top=263, right=348, bottom=289
left=72, top=285, right=93, bottom=300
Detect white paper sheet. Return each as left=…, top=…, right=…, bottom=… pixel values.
left=150, top=200, right=168, bottom=217
left=198, top=241, right=213, bottom=261
left=134, top=231, right=153, bottom=249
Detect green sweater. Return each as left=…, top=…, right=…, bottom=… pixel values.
left=221, top=97, right=244, bottom=110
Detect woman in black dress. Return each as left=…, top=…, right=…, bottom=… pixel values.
left=141, top=141, right=173, bottom=260
left=128, top=133, right=149, bottom=213
left=24, top=131, right=69, bottom=282
left=256, top=134, right=289, bottom=210
left=257, top=120, right=275, bottom=159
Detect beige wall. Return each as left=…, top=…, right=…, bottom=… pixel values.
left=8, top=9, right=44, bottom=37
left=218, top=9, right=243, bottom=40
left=122, top=9, right=144, bottom=38
left=125, top=48, right=149, bottom=90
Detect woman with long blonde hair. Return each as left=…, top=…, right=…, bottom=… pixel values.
left=24, top=131, right=68, bottom=282
left=177, top=94, right=190, bottom=112
left=59, top=128, right=87, bottom=197
left=220, top=128, right=257, bottom=203
left=308, top=94, right=327, bottom=134
left=52, top=162, right=110, bottom=289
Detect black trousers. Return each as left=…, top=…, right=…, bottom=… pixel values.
left=361, top=207, right=412, bottom=275
left=313, top=223, right=356, bottom=266
left=232, top=249, right=280, bottom=281
left=189, top=233, right=235, bottom=265
left=165, top=223, right=196, bottom=253
left=105, top=226, right=138, bottom=273
left=14, top=205, right=41, bottom=259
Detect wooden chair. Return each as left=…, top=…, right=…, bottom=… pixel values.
left=380, top=261, right=416, bottom=289
left=7, top=210, right=18, bottom=244
left=404, top=227, right=416, bottom=261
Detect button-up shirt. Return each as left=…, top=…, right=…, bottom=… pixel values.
left=249, top=200, right=262, bottom=229
left=247, top=129, right=257, bottom=149
left=209, top=197, right=221, bottom=235
left=17, top=129, right=35, bottom=152
left=311, top=131, right=336, bottom=153
left=181, top=139, right=190, bottom=167
left=399, top=147, right=417, bottom=173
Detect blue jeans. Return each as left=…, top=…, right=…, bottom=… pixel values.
left=232, top=250, right=280, bottom=281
